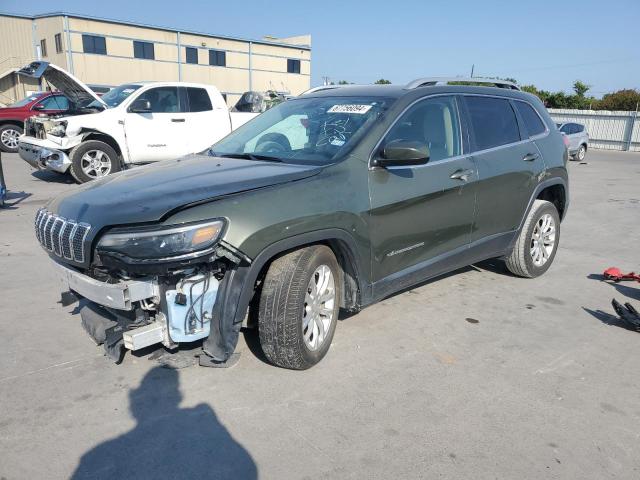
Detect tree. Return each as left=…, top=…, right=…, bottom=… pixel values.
left=374, top=79, right=391, bottom=84
left=595, top=89, right=640, bottom=111
left=337, top=80, right=352, bottom=85
left=573, top=80, right=590, bottom=97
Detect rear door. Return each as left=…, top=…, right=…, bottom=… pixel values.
left=180, top=87, right=231, bottom=155
left=368, top=95, right=477, bottom=283
left=462, top=95, right=545, bottom=244
left=124, top=86, right=187, bottom=163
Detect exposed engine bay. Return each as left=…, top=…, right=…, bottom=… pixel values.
left=61, top=242, right=248, bottom=365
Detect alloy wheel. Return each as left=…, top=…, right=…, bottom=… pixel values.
left=302, top=264, right=336, bottom=350
left=80, top=149, right=112, bottom=178
left=1, top=128, right=20, bottom=150
left=530, top=213, right=556, bottom=267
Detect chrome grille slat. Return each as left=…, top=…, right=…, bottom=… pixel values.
left=34, top=210, right=91, bottom=264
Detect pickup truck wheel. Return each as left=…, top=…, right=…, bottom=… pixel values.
left=69, top=141, right=121, bottom=183
left=258, top=245, right=340, bottom=369
left=505, top=200, right=560, bottom=278
left=0, top=124, right=23, bottom=153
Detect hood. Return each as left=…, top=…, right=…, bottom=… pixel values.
left=48, top=154, right=322, bottom=228
left=16, top=61, right=106, bottom=109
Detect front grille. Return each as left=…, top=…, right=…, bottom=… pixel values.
left=24, top=119, right=46, bottom=139
left=35, top=209, right=91, bottom=263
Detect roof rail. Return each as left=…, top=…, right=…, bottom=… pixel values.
left=406, top=77, right=520, bottom=91
left=299, top=85, right=342, bottom=96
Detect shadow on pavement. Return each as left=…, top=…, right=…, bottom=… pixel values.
left=0, top=190, right=31, bottom=209
left=587, top=273, right=640, bottom=301
left=31, top=170, right=75, bottom=184
left=582, top=307, right=639, bottom=333
left=70, top=367, right=257, bottom=480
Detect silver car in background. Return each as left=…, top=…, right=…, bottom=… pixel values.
left=557, top=122, right=589, bottom=161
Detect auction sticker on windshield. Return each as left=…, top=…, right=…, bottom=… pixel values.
left=327, top=104, right=373, bottom=114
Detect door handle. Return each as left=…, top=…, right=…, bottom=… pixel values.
left=523, top=152, right=539, bottom=162
left=450, top=169, right=474, bottom=181
left=171, top=118, right=185, bottom=123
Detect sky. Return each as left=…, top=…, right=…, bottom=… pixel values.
left=2, top=0, right=638, bottom=97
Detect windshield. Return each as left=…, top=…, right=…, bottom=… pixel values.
left=211, top=96, right=393, bottom=165
left=9, top=93, right=44, bottom=108
left=88, top=84, right=141, bottom=108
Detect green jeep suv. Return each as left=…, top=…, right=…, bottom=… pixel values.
left=36, top=78, right=568, bottom=369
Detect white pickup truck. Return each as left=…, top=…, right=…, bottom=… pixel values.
left=17, top=62, right=258, bottom=183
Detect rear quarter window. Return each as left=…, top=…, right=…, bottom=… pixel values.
left=514, top=101, right=546, bottom=137
left=465, top=96, right=520, bottom=151
left=187, top=87, right=213, bottom=112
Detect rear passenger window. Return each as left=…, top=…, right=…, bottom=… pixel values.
left=384, top=96, right=461, bottom=162
left=514, top=101, right=546, bottom=137
left=187, top=87, right=213, bottom=112
left=465, top=96, right=520, bottom=151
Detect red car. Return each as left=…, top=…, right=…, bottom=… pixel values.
left=0, top=92, right=69, bottom=153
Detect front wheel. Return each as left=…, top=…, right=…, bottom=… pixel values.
left=258, top=245, right=341, bottom=369
left=69, top=140, right=121, bottom=183
left=0, top=124, right=23, bottom=153
left=505, top=200, right=560, bottom=278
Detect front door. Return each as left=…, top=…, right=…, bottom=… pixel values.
left=124, top=86, right=186, bottom=163
left=368, top=95, right=477, bottom=286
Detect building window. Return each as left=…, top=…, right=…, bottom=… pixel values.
left=82, top=34, right=107, bottom=55
left=40, top=39, right=47, bottom=58
left=54, top=33, right=63, bottom=54
left=133, top=41, right=155, bottom=60
left=185, top=47, right=198, bottom=64
left=209, top=49, right=226, bottom=67
left=287, top=59, right=301, bottom=74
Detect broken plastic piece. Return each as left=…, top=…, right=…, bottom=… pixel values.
left=603, top=267, right=640, bottom=282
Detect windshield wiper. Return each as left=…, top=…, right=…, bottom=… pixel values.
left=209, top=152, right=283, bottom=163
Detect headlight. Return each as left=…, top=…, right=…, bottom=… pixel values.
left=97, top=220, right=224, bottom=261
left=48, top=121, right=67, bottom=137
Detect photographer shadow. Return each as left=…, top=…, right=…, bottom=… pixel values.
left=71, top=367, right=257, bottom=479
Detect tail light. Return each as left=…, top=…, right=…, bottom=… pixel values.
left=562, top=134, right=570, bottom=148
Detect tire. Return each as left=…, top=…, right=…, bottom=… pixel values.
left=258, top=245, right=341, bottom=369
left=0, top=124, right=23, bottom=153
left=255, top=132, right=291, bottom=153
left=69, top=140, right=121, bottom=184
left=576, top=144, right=587, bottom=161
left=505, top=200, right=560, bottom=278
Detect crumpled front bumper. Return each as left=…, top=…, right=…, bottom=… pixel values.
left=18, top=138, right=72, bottom=173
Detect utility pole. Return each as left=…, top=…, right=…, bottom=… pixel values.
left=470, top=64, right=474, bottom=78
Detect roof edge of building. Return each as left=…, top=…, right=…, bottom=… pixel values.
left=0, top=10, right=312, bottom=50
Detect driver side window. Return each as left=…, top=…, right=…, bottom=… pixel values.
left=384, top=96, right=461, bottom=162
left=36, top=96, right=70, bottom=111
left=135, top=87, right=180, bottom=113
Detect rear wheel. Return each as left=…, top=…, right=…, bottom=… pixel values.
left=0, top=124, right=22, bottom=153
left=576, top=144, right=587, bottom=161
left=505, top=200, right=560, bottom=278
left=69, top=140, right=121, bottom=183
left=258, top=245, right=340, bottom=369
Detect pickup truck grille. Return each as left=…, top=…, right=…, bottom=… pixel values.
left=35, top=209, right=91, bottom=263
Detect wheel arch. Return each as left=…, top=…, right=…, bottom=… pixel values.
left=0, top=119, right=25, bottom=128
left=80, top=130, right=124, bottom=163
left=536, top=183, right=567, bottom=220
left=237, top=229, right=367, bottom=324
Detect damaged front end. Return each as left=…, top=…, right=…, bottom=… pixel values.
left=39, top=210, right=251, bottom=365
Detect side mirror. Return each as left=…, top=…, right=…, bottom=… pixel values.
left=129, top=98, right=151, bottom=113
left=32, top=104, right=46, bottom=111
left=375, top=139, right=430, bottom=167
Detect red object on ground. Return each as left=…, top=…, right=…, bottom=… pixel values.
left=603, top=267, right=640, bottom=282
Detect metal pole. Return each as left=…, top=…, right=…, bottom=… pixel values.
left=0, top=151, right=6, bottom=208
left=177, top=32, right=182, bottom=81
left=64, top=16, right=74, bottom=74
left=248, top=42, right=253, bottom=91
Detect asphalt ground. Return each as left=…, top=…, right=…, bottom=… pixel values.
left=0, top=150, right=639, bottom=479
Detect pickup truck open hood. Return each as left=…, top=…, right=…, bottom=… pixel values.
left=16, top=61, right=106, bottom=108
left=48, top=154, right=322, bottom=227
